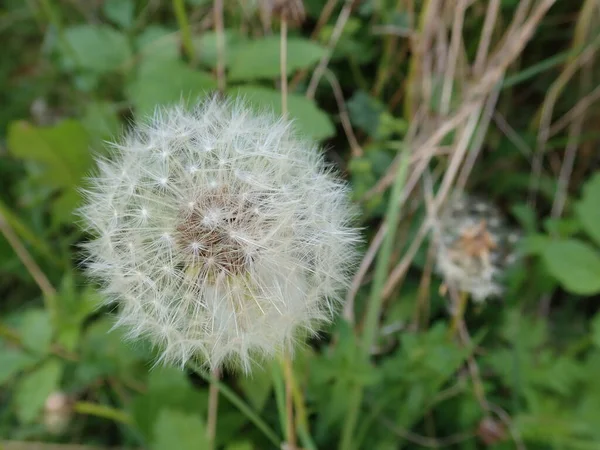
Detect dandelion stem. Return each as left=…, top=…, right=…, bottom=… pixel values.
left=449, top=290, right=469, bottom=336
left=190, top=364, right=282, bottom=448
left=172, top=0, right=195, bottom=65
left=282, top=354, right=297, bottom=449
left=339, top=148, right=411, bottom=450
left=280, top=17, right=289, bottom=115
left=207, top=367, right=220, bottom=450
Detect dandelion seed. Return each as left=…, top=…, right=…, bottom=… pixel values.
left=79, top=96, right=359, bottom=372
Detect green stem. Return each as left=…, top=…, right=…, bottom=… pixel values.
left=271, top=362, right=287, bottom=438
left=449, top=291, right=469, bottom=336
left=191, top=364, right=282, bottom=448
left=73, top=402, right=132, bottom=425
left=172, top=0, right=196, bottom=64
left=339, top=148, right=411, bottom=450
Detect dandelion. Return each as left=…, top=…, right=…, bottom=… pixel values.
left=79, top=96, right=358, bottom=372
left=434, top=194, right=521, bottom=302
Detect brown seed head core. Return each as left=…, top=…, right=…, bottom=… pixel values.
left=446, top=220, right=498, bottom=276
left=174, top=189, right=251, bottom=276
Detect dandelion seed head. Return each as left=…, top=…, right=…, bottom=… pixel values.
left=435, top=194, right=521, bottom=302
left=79, top=96, right=359, bottom=372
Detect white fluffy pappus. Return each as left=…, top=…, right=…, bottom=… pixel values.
left=434, top=195, right=521, bottom=302
left=79, top=96, right=359, bottom=372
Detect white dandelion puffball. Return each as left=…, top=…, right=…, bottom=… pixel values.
left=435, top=195, right=520, bottom=302
left=79, top=96, right=358, bottom=372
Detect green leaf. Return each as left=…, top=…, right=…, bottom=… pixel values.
left=228, top=36, right=325, bottom=81
left=576, top=172, right=600, bottom=247
left=542, top=239, right=600, bottom=295
left=347, top=90, right=386, bottom=137
left=7, top=119, right=92, bottom=223
left=592, top=312, right=600, bottom=348
left=103, top=0, right=135, bottom=29
left=152, top=409, right=209, bottom=450
left=131, top=367, right=207, bottom=442
left=64, top=25, right=132, bottom=73
left=14, top=359, right=63, bottom=423
left=231, top=86, right=335, bottom=141
left=0, top=347, right=37, bottom=385
left=76, top=319, right=147, bottom=387
left=82, top=101, right=121, bottom=142
left=19, top=309, right=53, bottom=356
left=225, top=443, right=253, bottom=450
left=136, top=26, right=180, bottom=61
left=128, top=59, right=216, bottom=117
left=238, top=369, right=272, bottom=412
left=56, top=273, right=102, bottom=352
left=193, top=30, right=243, bottom=69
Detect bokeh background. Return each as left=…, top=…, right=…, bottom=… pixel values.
left=1, top=0, right=600, bottom=449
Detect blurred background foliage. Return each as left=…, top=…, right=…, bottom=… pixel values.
left=1, top=0, right=600, bottom=449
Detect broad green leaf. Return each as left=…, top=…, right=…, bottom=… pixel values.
left=152, top=409, right=209, bottom=450
left=7, top=120, right=91, bottom=184
left=228, top=36, right=325, bottom=81
left=103, top=0, right=134, bottom=29
left=576, top=172, right=600, bottom=247
left=82, top=101, right=121, bottom=142
left=347, top=90, right=386, bottom=137
left=231, top=86, right=335, bottom=141
left=14, top=359, right=63, bottom=423
left=131, top=367, right=207, bottom=441
left=136, top=26, right=180, bottom=61
left=19, top=309, right=53, bottom=356
left=225, top=443, right=253, bottom=450
left=7, top=119, right=92, bottom=224
left=592, top=312, right=600, bottom=348
left=0, top=347, right=37, bottom=385
left=64, top=25, right=132, bottom=73
left=238, top=368, right=272, bottom=411
left=128, top=59, right=216, bottom=116
left=56, top=273, right=102, bottom=352
left=193, top=31, right=243, bottom=69
left=542, top=239, right=600, bottom=295
left=76, top=319, right=147, bottom=387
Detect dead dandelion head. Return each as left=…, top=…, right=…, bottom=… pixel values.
left=435, top=194, right=521, bottom=302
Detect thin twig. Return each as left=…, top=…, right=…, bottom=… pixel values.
left=493, top=112, right=533, bottom=159
left=473, top=0, right=500, bottom=75
left=306, top=0, right=354, bottom=99
left=0, top=210, right=56, bottom=299
left=528, top=7, right=599, bottom=205
left=440, top=0, right=467, bottom=115
left=550, top=56, right=593, bottom=220
left=378, top=415, right=475, bottom=448
left=310, top=0, right=338, bottom=39
left=214, top=0, right=225, bottom=92
left=343, top=223, right=387, bottom=324
left=281, top=17, right=289, bottom=114
left=488, top=403, right=526, bottom=450
left=456, top=81, right=502, bottom=192
left=324, top=69, right=363, bottom=157
left=548, top=83, right=600, bottom=137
